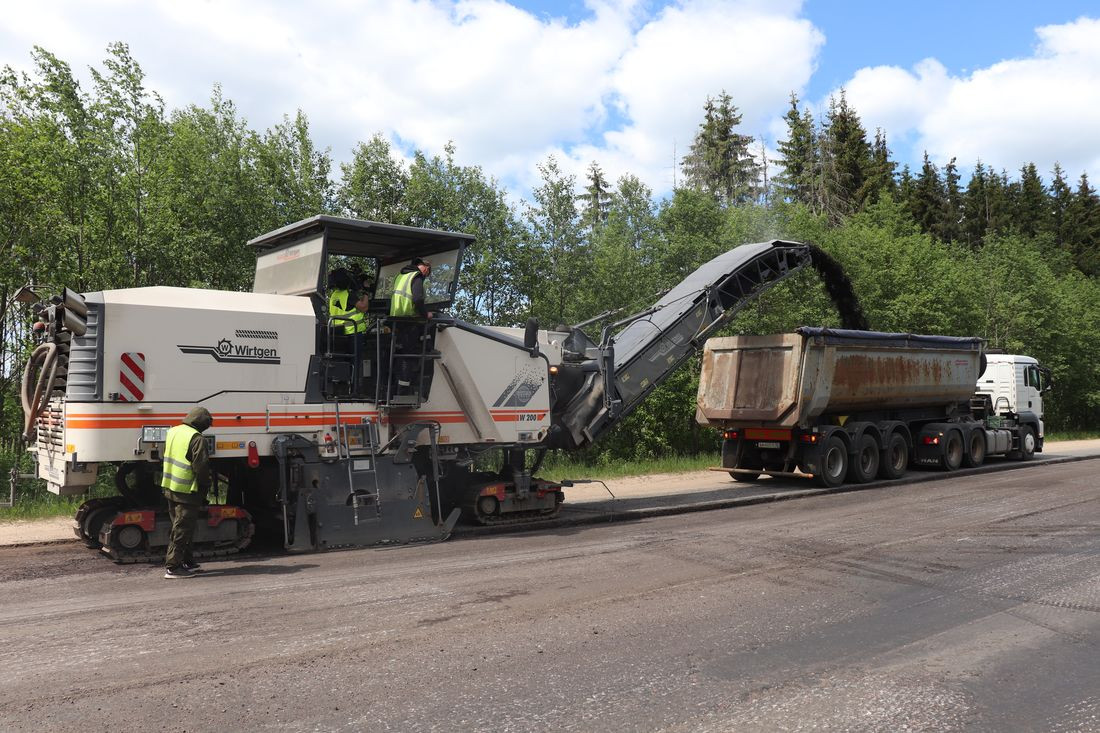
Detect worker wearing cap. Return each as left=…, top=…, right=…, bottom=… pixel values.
left=327, top=268, right=367, bottom=334
left=161, top=406, right=214, bottom=579
left=389, top=258, right=432, bottom=394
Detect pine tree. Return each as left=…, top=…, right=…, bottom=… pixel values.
left=961, top=161, right=988, bottom=247
left=1014, top=162, right=1048, bottom=238
left=820, top=90, right=872, bottom=222
left=577, top=161, right=611, bottom=234
left=863, top=128, right=897, bottom=205
left=681, top=91, right=759, bottom=207
left=940, top=157, right=962, bottom=243
left=1067, top=173, right=1100, bottom=276
left=773, top=93, right=818, bottom=209
left=1048, top=163, right=1074, bottom=253
left=908, top=152, right=944, bottom=237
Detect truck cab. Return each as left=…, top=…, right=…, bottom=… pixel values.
left=976, top=354, right=1052, bottom=440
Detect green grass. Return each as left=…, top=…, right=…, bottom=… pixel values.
left=537, top=452, right=721, bottom=482
left=1045, top=430, right=1100, bottom=442
left=0, top=477, right=117, bottom=523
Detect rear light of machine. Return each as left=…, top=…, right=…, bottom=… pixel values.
left=921, top=434, right=940, bottom=446
left=723, top=430, right=740, bottom=440
left=247, top=441, right=260, bottom=468
left=799, top=433, right=819, bottom=444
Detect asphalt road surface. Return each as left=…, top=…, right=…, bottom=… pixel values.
left=2, top=461, right=1099, bottom=732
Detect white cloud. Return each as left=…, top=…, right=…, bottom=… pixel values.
left=839, top=16, right=1100, bottom=180
left=0, top=0, right=823, bottom=200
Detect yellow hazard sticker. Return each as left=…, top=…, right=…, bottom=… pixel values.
left=216, top=441, right=245, bottom=450
left=65, top=444, right=76, bottom=453
left=413, top=507, right=424, bottom=519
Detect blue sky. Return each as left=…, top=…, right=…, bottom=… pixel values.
left=3, top=0, right=1098, bottom=199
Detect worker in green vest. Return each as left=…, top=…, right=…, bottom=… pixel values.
left=389, top=258, right=432, bottom=394
left=161, top=406, right=214, bottom=579
left=327, top=268, right=367, bottom=334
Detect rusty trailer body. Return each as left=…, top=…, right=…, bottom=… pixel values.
left=697, top=328, right=1049, bottom=488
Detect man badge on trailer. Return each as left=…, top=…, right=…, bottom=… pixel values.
left=178, top=329, right=281, bottom=365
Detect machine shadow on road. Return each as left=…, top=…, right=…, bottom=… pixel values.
left=194, top=562, right=320, bottom=577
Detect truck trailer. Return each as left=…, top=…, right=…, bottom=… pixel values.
left=696, top=328, right=1052, bottom=488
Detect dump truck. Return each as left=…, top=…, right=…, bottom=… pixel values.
left=21, top=220, right=873, bottom=561
left=696, top=327, right=1052, bottom=487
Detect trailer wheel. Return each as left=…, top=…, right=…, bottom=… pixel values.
left=1010, top=426, right=1036, bottom=461
left=815, top=435, right=848, bottom=488
left=962, top=429, right=986, bottom=468
left=941, top=430, right=964, bottom=471
left=847, top=434, right=880, bottom=484
left=879, top=432, right=909, bottom=479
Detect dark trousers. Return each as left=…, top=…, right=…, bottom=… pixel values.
left=393, top=321, right=424, bottom=388
left=165, top=499, right=200, bottom=569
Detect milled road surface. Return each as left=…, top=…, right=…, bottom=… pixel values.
left=2, top=461, right=1099, bottom=731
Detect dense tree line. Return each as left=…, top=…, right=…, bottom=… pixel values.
left=2, top=45, right=1098, bottom=467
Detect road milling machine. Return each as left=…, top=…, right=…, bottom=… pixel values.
left=20, top=216, right=866, bottom=561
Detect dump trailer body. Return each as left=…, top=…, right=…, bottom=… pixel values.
left=697, top=328, right=1046, bottom=489
left=696, top=328, right=983, bottom=428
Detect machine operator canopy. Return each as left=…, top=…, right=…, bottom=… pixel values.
left=249, top=215, right=473, bottom=310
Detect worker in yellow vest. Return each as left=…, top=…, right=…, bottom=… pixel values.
left=389, top=258, right=432, bottom=394
left=161, top=407, right=214, bottom=579
left=327, top=268, right=367, bottom=334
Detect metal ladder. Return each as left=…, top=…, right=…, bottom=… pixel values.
left=332, top=399, right=382, bottom=525
left=383, top=319, right=433, bottom=408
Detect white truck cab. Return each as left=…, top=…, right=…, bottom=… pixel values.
left=976, top=354, right=1052, bottom=438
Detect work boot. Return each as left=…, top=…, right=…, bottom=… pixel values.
left=164, top=566, right=196, bottom=579
left=183, top=561, right=203, bottom=572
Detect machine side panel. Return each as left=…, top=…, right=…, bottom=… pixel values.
left=99, top=288, right=315, bottom=402
left=430, top=327, right=551, bottom=445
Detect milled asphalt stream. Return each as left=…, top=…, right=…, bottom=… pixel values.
left=4, top=439, right=1099, bottom=548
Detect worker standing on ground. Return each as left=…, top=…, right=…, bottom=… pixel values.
left=327, top=268, right=366, bottom=334
left=161, top=407, right=214, bottom=579
left=389, top=257, right=432, bottom=394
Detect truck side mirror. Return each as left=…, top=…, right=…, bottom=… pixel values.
left=1040, top=367, right=1053, bottom=393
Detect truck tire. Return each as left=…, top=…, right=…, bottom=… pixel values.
left=941, top=430, right=964, bottom=471
left=962, top=429, right=986, bottom=468
left=1009, top=426, right=1036, bottom=461
left=878, top=432, right=909, bottom=480
left=815, top=435, right=848, bottom=488
left=847, top=433, right=879, bottom=484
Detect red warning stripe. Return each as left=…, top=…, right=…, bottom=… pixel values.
left=118, top=352, right=146, bottom=402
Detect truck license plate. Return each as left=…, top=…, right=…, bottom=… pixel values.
left=756, top=441, right=781, bottom=449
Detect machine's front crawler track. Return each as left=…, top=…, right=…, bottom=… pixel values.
left=461, top=478, right=565, bottom=525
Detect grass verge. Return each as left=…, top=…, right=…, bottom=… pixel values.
left=538, top=452, right=721, bottom=482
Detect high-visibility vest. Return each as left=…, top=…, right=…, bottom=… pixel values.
left=328, top=289, right=365, bottom=334
left=161, top=424, right=199, bottom=494
left=390, top=271, right=418, bottom=317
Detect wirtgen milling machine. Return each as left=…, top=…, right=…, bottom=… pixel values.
left=20, top=216, right=864, bottom=561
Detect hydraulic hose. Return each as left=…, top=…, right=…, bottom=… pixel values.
left=21, top=342, right=58, bottom=443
